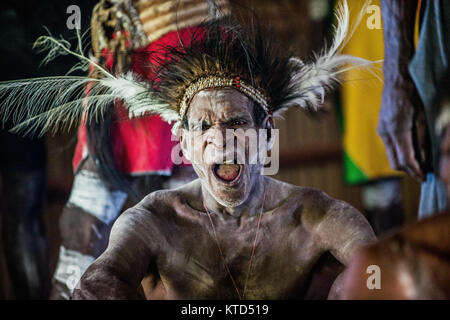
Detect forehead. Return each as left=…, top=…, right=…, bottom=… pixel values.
left=187, top=88, right=254, bottom=119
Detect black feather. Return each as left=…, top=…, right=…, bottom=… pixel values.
left=151, top=16, right=301, bottom=119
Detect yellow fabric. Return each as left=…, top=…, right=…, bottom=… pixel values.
left=414, top=0, right=422, bottom=49
left=341, top=0, right=401, bottom=182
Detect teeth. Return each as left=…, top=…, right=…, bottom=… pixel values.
left=223, top=159, right=235, bottom=164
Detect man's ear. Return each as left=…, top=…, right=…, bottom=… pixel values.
left=263, top=115, right=275, bottom=151
left=178, top=127, right=192, bottom=162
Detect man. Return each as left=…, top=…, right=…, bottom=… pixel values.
left=73, top=88, right=376, bottom=299
left=0, top=0, right=376, bottom=299
left=70, top=3, right=376, bottom=298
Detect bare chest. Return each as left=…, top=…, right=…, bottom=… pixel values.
left=155, top=215, right=324, bottom=299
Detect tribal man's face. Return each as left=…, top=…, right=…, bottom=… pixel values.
left=181, top=88, right=267, bottom=207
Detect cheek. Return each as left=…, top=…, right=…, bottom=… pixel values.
left=192, top=142, right=204, bottom=162
left=182, top=132, right=203, bottom=163
left=192, top=163, right=207, bottom=180
left=233, top=131, right=260, bottom=163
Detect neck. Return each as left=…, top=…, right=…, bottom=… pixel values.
left=201, top=175, right=266, bottom=219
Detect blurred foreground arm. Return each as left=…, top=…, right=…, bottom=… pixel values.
left=378, top=0, right=424, bottom=180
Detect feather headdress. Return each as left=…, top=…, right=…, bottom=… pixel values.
left=0, top=0, right=376, bottom=137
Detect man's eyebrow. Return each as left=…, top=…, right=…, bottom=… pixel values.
left=222, top=115, right=251, bottom=123
left=189, top=117, right=212, bottom=129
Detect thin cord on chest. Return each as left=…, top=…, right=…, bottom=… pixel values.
left=203, top=188, right=266, bottom=300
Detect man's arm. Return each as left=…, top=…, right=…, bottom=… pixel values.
left=300, top=190, right=376, bottom=299
left=378, top=0, right=424, bottom=180
left=300, top=189, right=376, bottom=265
left=313, top=199, right=377, bottom=265
left=72, top=206, right=157, bottom=300
left=317, top=199, right=377, bottom=299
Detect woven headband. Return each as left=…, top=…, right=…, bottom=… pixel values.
left=179, top=75, right=270, bottom=119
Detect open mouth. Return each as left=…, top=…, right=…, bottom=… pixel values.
left=212, top=163, right=243, bottom=185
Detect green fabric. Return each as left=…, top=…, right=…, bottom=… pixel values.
left=343, top=151, right=368, bottom=184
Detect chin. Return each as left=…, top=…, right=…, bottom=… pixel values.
left=210, top=178, right=251, bottom=208
left=212, top=189, right=249, bottom=208
left=196, top=163, right=253, bottom=208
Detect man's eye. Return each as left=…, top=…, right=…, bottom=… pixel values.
left=201, top=121, right=212, bottom=130
left=229, top=119, right=247, bottom=127
left=192, top=121, right=210, bottom=131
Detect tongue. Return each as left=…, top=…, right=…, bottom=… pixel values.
left=216, top=164, right=240, bottom=181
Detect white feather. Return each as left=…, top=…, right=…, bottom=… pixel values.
left=278, top=0, right=378, bottom=114
left=0, top=30, right=178, bottom=137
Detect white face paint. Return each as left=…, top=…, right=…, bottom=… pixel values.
left=68, top=170, right=127, bottom=224
left=180, top=89, right=267, bottom=208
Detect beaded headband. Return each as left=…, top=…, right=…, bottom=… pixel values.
left=179, top=75, right=270, bottom=119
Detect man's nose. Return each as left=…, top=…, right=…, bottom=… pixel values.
left=205, top=125, right=229, bottom=148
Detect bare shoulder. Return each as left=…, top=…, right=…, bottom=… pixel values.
left=140, top=177, right=200, bottom=204
left=297, top=187, right=364, bottom=231
left=135, top=178, right=203, bottom=222
left=267, top=177, right=352, bottom=227
left=112, top=182, right=197, bottom=241
left=268, top=177, right=376, bottom=263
